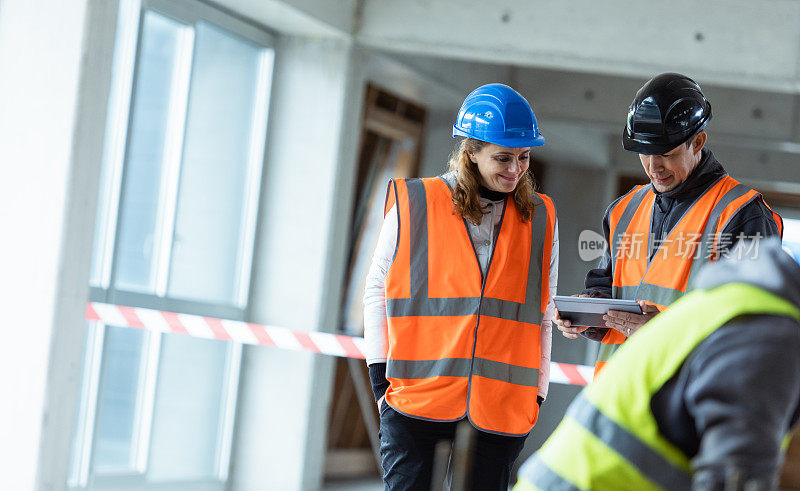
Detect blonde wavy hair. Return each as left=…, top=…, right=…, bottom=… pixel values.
left=447, top=138, right=538, bottom=225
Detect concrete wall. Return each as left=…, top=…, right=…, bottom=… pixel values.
left=0, top=0, right=119, bottom=489
left=419, top=108, right=457, bottom=177
left=229, top=35, right=362, bottom=491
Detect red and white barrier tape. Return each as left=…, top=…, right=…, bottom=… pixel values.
left=547, top=361, right=594, bottom=386
left=85, top=302, right=593, bottom=386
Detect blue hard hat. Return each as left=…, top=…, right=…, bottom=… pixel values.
left=453, top=83, right=545, bottom=148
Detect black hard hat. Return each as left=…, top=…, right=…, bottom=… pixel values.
left=622, top=73, right=712, bottom=155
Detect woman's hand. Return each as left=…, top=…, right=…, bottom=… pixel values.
left=554, top=294, right=591, bottom=339
left=603, top=300, right=659, bottom=337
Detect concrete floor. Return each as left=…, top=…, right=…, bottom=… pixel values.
left=322, top=478, right=383, bottom=490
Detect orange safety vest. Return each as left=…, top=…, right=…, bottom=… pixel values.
left=383, top=177, right=556, bottom=436
left=595, top=175, right=782, bottom=377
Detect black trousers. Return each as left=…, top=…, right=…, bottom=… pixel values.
left=378, top=403, right=527, bottom=491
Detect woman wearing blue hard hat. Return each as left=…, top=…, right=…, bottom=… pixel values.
left=363, top=83, right=559, bottom=490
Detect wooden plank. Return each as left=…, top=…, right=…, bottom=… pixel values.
left=364, top=106, right=422, bottom=141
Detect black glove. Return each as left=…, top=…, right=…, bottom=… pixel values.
left=369, top=363, right=390, bottom=403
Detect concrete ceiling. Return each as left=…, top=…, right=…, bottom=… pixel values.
left=357, top=0, right=800, bottom=94
left=211, top=0, right=800, bottom=175
left=218, top=0, right=800, bottom=94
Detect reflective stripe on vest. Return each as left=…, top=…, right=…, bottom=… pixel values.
left=519, top=283, right=800, bottom=491
left=596, top=176, right=782, bottom=377
left=383, top=177, right=556, bottom=435
left=518, top=395, right=692, bottom=491
left=386, top=357, right=540, bottom=387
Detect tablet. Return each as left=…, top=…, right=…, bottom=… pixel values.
left=553, top=296, right=643, bottom=328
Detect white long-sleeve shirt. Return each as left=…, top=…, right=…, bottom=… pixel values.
left=362, top=177, right=559, bottom=399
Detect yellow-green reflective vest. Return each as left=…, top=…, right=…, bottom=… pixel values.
left=516, top=282, right=800, bottom=491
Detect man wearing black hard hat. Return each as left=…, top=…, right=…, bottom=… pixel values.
left=554, top=73, right=783, bottom=376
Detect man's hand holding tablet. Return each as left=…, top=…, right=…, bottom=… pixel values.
left=604, top=301, right=660, bottom=337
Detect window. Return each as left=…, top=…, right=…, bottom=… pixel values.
left=70, top=0, right=274, bottom=488
left=780, top=216, right=800, bottom=263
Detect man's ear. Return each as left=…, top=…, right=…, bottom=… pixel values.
left=693, top=130, right=707, bottom=154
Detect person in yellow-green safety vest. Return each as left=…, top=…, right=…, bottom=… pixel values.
left=515, top=238, right=800, bottom=491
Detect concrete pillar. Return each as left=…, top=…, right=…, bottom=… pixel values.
left=228, top=35, right=363, bottom=491
left=0, top=0, right=117, bottom=489
left=420, top=109, right=458, bottom=177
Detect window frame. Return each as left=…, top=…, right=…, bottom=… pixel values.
left=70, top=0, right=275, bottom=488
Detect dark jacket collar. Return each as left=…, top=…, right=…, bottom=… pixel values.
left=654, top=148, right=726, bottom=202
